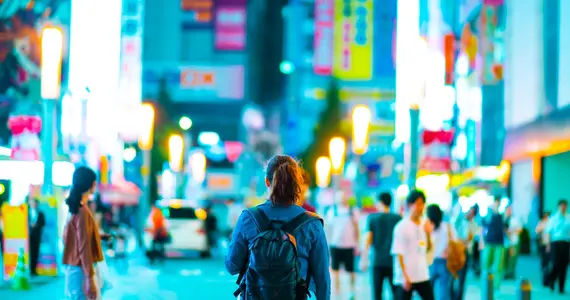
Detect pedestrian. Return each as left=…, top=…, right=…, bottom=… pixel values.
left=361, top=192, right=401, bottom=300
left=545, top=199, right=570, bottom=294
left=28, top=197, right=45, bottom=276
left=226, top=154, right=331, bottom=300
left=146, top=203, right=168, bottom=264
left=453, top=206, right=480, bottom=300
left=535, top=211, right=550, bottom=284
left=62, top=166, right=104, bottom=300
left=481, top=196, right=506, bottom=291
left=205, top=204, right=218, bottom=255
left=326, top=190, right=360, bottom=298
left=503, top=205, right=522, bottom=279
left=426, top=204, right=459, bottom=300
left=391, top=190, right=435, bottom=300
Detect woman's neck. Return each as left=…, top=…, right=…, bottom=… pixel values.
left=80, top=194, right=90, bottom=206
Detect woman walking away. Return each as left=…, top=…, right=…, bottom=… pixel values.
left=426, top=204, right=459, bottom=300
left=226, top=154, right=331, bottom=300
left=63, top=167, right=104, bottom=300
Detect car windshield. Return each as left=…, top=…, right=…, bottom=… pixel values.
left=165, top=207, right=198, bottom=220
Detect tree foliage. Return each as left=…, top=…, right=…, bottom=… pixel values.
left=300, top=81, right=344, bottom=185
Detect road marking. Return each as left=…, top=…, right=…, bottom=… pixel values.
left=180, top=269, right=202, bottom=276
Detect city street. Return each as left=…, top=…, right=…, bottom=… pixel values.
left=0, top=254, right=567, bottom=300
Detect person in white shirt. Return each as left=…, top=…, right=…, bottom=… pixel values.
left=391, top=190, right=435, bottom=300
left=426, top=204, right=457, bottom=300
left=326, top=194, right=360, bottom=297
left=545, top=199, right=570, bottom=294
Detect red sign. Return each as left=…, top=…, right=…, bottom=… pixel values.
left=214, top=7, right=246, bottom=50
left=420, top=130, right=454, bottom=173
left=313, top=0, right=334, bottom=75
left=224, top=141, right=244, bottom=162
left=180, top=69, right=216, bottom=87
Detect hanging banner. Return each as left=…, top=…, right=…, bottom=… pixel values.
left=373, top=0, right=397, bottom=78
left=119, top=0, right=144, bottom=108
left=1, top=204, right=29, bottom=280
left=480, top=5, right=498, bottom=84
left=181, top=0, right=214, bottom=29
left=333, top=0, right=374, bottom=80
left=214, top=6, right=247, bottom=51
left=420, top=130, right=455, bottom=173
left=313, top=0, right=334, bottom=75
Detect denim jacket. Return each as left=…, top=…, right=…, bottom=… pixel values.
left=225, top=201, right=331, bottom=300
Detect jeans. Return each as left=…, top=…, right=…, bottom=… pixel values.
left=503, top=244, right=519, bottom=277
left=482, top=244, right=504, bottom=289
left=372, top=266, right=396, bottom=300
left=64, top=265, right=101, bottom=300
left=429, top=258, right=452, bottom=300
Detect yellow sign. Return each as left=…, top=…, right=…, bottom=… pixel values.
left=339, top=88, right=395, bottom=102
left=333, top=0, right=373, bottom=80
left=1, top=204, right=29, bottom=280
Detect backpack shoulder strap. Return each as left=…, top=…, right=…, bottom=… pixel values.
left=247, top=206, right=270, bottom=232
left=282, top=211, right=324, bottom=234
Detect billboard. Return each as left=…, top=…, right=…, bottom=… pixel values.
left=333, top=0, right=374, bottom=80
left=313, top=0, right=334, bottom=75
left=143, top=64, right=244, bottom=101
left=214, top=6, right=246, bottom=51
left=181, top=0, right=214, bottom=29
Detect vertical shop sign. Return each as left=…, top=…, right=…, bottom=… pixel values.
left=313, top=0, right=334, bottom=75
left=119, top=0, right=144, bottom=107
left=214, top=6, right=246, bottom=50
left=480, top=5, right=498, bottom=84
left=333, top=0, right=373, bottom=80
left=420, top=130, right=454, bottom=173
left=373, top=0, right=397, bottom=78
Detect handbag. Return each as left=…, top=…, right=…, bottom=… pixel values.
left=446, top=224, right=466, bottom=278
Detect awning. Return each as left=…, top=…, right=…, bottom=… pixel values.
left=99, top=182, right=141, bottom=206
left=503, top=105, right=570, bottom=161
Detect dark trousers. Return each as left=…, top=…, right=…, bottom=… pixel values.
left=548, top=241, right=570, bottom=293
left=372, top=266, right=396, bottom=300
left=396, top=280, right=434, bottom=300
left=29, top=235, right=41, bottom=275
left=453, top=253, right=470, bottom=300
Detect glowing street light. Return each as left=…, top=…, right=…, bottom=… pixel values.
left=138, top=103, right=155, bottom=151
left=189, top=151, right=207, bottom=184
left=329, top=137, right=346, bottom=174
left=179, top=116, right=193, bottom=131
left=40, top=26, right=64, bottom=196
left=315, top=156, right=332, bottom=188
left=168, top=134, right=184, bottom=172
left=351, top=105, right=371, bottom=155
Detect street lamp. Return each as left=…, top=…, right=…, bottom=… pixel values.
left=41, top=26, right=63, bottom=196
left=329, top=137, right=346, bottom=174
left=408, top=37, right=429, bottom=189
left=179, top=116, right=193, bottom=131
left=168, top=134, right=184, bottom=172
left=315, top=156, right=332, bottom=188
left=351, top=105, right=371, bottom=155
left=189, top=151, right=207, bottom=184
left=137, top=103, right=154, bottom=243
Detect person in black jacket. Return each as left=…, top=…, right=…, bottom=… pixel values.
left=28, top=198, right=45, bottom=276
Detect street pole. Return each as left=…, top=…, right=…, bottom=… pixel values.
left=408, top=107, right=420, bottom=189
left=42, top=100, right=56, bottom=196
left=139, top=149, right=151, bottom=246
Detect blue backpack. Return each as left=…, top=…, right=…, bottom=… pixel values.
left=234, top=207, right=323, bottom=300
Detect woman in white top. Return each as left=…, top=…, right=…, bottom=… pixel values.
left=426, top=204, right=457, bottom=300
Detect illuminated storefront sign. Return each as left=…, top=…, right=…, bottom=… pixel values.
left=313, top=0, right=334, bottom=75
left=181, top=0, right=214, bottom=29
left=214, top=6, right=246, bottom=51
left=143, top=64, right=244, bottom=101
left=333, top=0, right=373, bottom=80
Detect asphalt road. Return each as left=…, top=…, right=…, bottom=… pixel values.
left=0, top=254, right=567, bottom=300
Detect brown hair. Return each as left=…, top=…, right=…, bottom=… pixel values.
left=266, top=155, right=304, bottom=205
